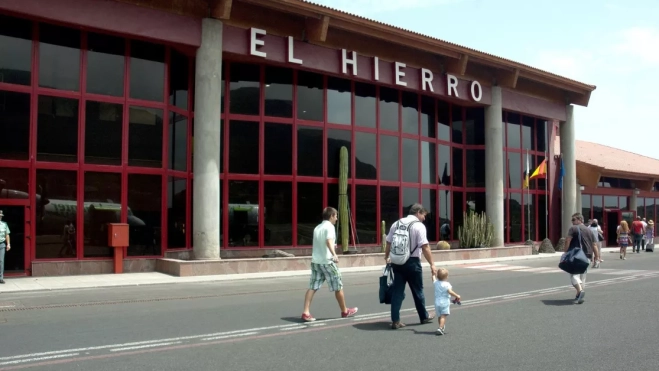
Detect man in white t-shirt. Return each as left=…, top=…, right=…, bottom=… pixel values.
left=301, top=207, right=358, bottom=322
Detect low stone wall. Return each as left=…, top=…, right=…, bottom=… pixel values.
left=156, top=245, right=531, bottom=277
left=32, top=259, right=156, bottom=276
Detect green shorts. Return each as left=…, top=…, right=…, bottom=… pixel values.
left=309, top=262, right=343, bottom=292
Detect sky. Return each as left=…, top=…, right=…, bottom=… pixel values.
left=311, top=0, right=659, bottom=159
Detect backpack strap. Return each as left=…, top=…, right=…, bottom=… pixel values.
left=407, top=220, right=421, bottom=256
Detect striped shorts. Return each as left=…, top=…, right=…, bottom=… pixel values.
left=309, top=262, right=343, bottom=292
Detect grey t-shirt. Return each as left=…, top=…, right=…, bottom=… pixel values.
left=568, top=223, right=594, bottom=258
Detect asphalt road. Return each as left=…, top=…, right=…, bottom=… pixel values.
left=1, top=252, right=658, bottom=371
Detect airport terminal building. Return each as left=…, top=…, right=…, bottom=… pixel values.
left=0, top=0, right=602, bottom=276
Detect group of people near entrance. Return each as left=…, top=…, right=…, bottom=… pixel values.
left=300, top=205, right=656, bottom=332
left=616, top=216, right=654, bottom=259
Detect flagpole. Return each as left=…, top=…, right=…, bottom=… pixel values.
left=545, top=151, right=548, bottom=239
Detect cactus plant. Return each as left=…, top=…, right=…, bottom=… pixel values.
left=339, top=146, right=349, bottom=253
left=457, top=211, right=494, bottom=249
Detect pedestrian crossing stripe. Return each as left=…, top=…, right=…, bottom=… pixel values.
left=461, top=263, right=655, bottom=275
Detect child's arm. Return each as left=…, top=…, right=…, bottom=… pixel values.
left=448, top=288, right=460, bottom=299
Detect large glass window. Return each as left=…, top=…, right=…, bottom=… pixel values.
left=0, top=91, right=30, bottom=160
left=451, top=105, right=463, bottom=145
left=465, top=108, right=485, bottom=145
left=509, top=193, right=522, bottom=242
left=380, top=135, right=398, bottom=181
left=265, top=123, right=292, bottom=175
left=0, top=15, right=32, bottom=86
left=379, top=87, right=398, bottom=131
left=264, top=66, right=293, bottom=118
left=297, top=71, right=323, bottom=122
left=355, top=132, right=376, bottom=180
left=403, top=187, right=419, bottom=216
left=452, top=191, right=464, bottom=239
left=229, top=120, right=259, bottom=174
left=85, top=101, right=122, bottom=165
left=228, top=180, right=259, bottom=247
left=466, top=150, right=485, bottom=188
left=297, top=183, right=323, bottom=245
left=167, top=177, right=187, bottom=248
left=506, top=112, right=521, bottom=149
left=0, top=168, right=29, bottom=197
left=39, top=24, right=80, bottom=91
left=37, top=96, right=79, bottom=163
left=452, top=148, right=463, bottom=188
left=84, top=172, right=122, bottom=258
left=264, top=182, right=292, bottom=246
left=87, top=32, right=125, bottom=97
left=354, top=83, right=375, bottom=128
left=169, top=50, right=189, bottom=109
left=327, top=129, right=351, bottom=178
left=356, top=185, right=377, bottom=244
left=582, top=194, right=592, bottom=221
left=592, top=196, right=603, bottom=225
left=35, top=170, right=78, bottom=259
left=401, top=92, right=418, bottom=134
left=524, top=192, right=535, bottom=241
left=127, top=174, right=162, bottom=256
left=538, top=194, right=547, bottom=240
left=230, top=63, right=260, bottom=116
left=437, top=101, right=450, bottom=142
left=130, top=40, right=165, bottom=102
left=128, top=107, right=163, bottom=168
left=522, top=116, right=533, bottom=151
left=507, top=152, right=521, bottom=189
left=169, top=113, right=188, bottom=171
left=327, top=77, right=351, bottom=125
left=438, top=144, right=451, bottom=186
left=536, top=120, right=547, bottom=152
left=421, top=142, right=436, bottom=185
left=439, top=190, right=451, bottom=240
left=422, top=188, right=437, bottom=241
left=402, top=138, right=418, bottom=183
left=380, top=186, right=400, bottom=227
left=297, top=126, right=323, bottom=177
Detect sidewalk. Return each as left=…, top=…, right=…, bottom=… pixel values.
left=0, top=249, right=618, bottom=294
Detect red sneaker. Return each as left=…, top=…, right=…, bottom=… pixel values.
left=341, top=307, right=358, bottom=318
left=301, top=313, right=316, bottom=322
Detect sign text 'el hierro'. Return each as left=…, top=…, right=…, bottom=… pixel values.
left=248, top=28, right=483, bottom=102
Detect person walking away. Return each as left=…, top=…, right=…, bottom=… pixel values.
left=617, top=221, right=630, bottom=260
left=301, top=207, right=358, bottom=322
left=641, top=218, right=648, bottom=251
left=588, top=219, right=603, bottom=267
left=646, top=220, right=654, bottom=251
left=432, top=267, right=460, bottom=336
left=0, top=210, right=10, bottom=284
left=385, top=203, right=437, bottom=329
left=564, top=213, right=597, bottom=304
left=631, top=216, right=645, bottom=253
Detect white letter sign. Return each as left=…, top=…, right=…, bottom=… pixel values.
left=250, top=28, right=266, bottom=58
left=395, top=62, right=407, bottom=86
left=447, top=74, right=459, bottom=97
left=421, top=68, right=434, bottom=92
left=342, top=49, right=357, bottom=75
left=470, top=80, right=482, bottom=102
left=288, top=36, right=302, bottom=64
left=373, top=57, right=380, bottom=81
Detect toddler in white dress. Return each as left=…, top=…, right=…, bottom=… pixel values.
left=433, top=267, right=461, bottom=336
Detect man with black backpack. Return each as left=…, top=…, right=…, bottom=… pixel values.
left=384, top=203, right=437, bottom=329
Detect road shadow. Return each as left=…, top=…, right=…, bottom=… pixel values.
left=541, top=299, right=575, bottom=306
left=352, top=321, right=393, bottom=331
left=411, top=329, right=437, bottom=336
left=280, top=316, right=331, bottom=324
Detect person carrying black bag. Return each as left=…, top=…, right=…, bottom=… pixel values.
left=564, top=213, right=598, bottom=304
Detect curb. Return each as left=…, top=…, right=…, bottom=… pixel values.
left=0, top=249, right=620, bottom=294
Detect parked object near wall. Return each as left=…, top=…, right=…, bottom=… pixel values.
left=538, top=238, right=555, bottom=253
left=436, top=241, right=450, bottom=250
left=458, top=211, right=494, bottom=249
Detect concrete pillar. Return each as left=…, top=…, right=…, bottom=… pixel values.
left=630, top=192, right=638, bottom=214
left=560, top=105, right=577, bottom=236
left=485, top=86, right=504, bottom=247
left=193, top=18, right=223, bottom=260
left=576, top=184, right=582, bottom=216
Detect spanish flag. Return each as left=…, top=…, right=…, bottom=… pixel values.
left=530, top=159, right=548, bottom=180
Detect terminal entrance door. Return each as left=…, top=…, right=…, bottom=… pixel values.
left=604, top=209, right=636, bottom=247
left=0, top=205, right=31, bottom=276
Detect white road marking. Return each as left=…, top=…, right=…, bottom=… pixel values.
left=464, top=264, right=505, bottom=269
left=0, top=353, right=80, bottom=366
left=280, top=325, right=307, bottom=331
left=485, top=266, right=530, bottom=271
left=515, top=267, right=558, bottom=273
left=201, top=332, right=260, bottom=341
left=1, top=274, right=654, bottom=365
left=110, top=342, right=182, bottom=352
